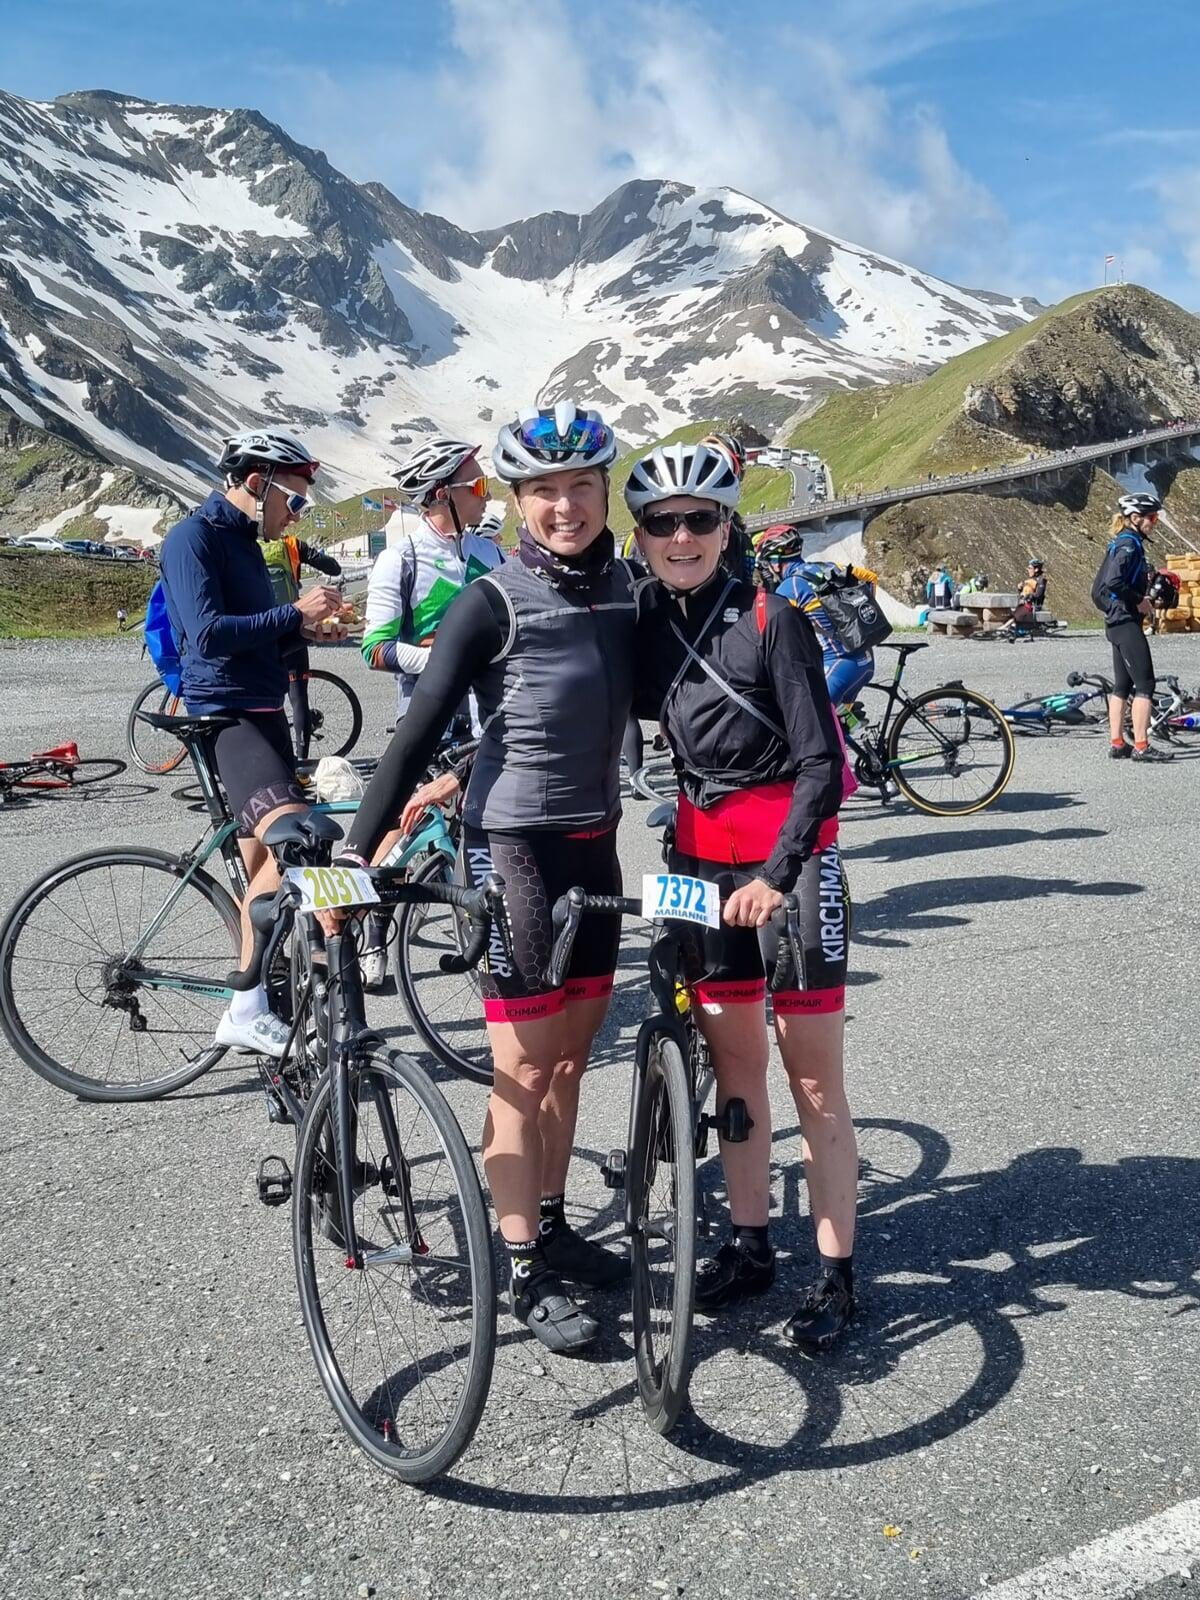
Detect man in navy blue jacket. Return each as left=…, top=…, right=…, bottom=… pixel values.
left=159, top=429, right=346, bottom=1055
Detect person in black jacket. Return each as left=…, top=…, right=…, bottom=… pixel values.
left=626, top=441, right=857, bottom=1352
left=1093, top=494, right=1173, bottom=762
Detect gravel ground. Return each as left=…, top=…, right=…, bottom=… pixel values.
left=1, top=632, right=1198, bottom=1600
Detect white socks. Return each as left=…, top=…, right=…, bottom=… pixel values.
left=228, top=983, right=269, bottom=1024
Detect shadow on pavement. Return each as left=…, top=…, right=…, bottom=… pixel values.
left=844, top=824, right=1106, bottom=863
left=434, top=1120, right=1198, bottom=1513
left=852, top=873, right=1143, bottom=945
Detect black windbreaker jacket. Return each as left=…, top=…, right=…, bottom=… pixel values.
left=634, top=575, right=843, bottom=889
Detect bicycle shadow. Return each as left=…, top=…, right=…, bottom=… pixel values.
left=435, top=1120, right=1198, bottom=1513
left=851, top=873, right=1143, bottom=945
left=843, top=824, right=1106, bottom=864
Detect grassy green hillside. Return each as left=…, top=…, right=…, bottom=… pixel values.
left=789, top=290, right=1100, bottom=493
left=0, top=548, right=156, bottom=638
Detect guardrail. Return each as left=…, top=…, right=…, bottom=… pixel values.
left=743, top=422, right=1200, bottom=533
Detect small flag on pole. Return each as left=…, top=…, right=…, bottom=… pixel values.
left=1104, top=254, right=1115, bottom=264
left=382, top=497, right=399, bottom=511
left=362, top=495, right=383, bottom=511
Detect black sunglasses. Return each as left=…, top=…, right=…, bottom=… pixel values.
left=640, top=509, right=725, bottom=539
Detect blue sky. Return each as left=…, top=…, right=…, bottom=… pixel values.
left=3, top=0, right=1198, bottom=308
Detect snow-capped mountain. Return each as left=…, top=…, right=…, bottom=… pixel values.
left=0, top=87, right=1042, bottom=500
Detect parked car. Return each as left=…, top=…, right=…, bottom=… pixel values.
left=111, top=546, right=140, bottom=561
left=61, top=539, right=94, bottom=556
left=13, top=535, right=67, bottom=552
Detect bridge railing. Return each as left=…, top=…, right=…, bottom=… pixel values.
left=743, top=421, right=1200, bottom=532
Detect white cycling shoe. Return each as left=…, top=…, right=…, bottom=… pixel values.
left=360, top=943, right=388, bottom=993
left=214, top=1008, right=291, bottom=1059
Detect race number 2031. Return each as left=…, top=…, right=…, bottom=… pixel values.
left=640, top=873, right=720, bottom=929
left=284, top=865, right=380, bottom=913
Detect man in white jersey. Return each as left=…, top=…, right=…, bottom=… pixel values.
left=359, top=437, right=502, bottom=988
left=361, top=438, right=503, bottom=724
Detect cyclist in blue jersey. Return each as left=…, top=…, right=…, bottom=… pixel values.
left=754, top=526, right=880, bottom=708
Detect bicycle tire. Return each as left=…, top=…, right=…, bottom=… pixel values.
left=292, top=1048, right=495, bottom=1482
left=396, top=852, right=491, bottom=1087
left=15, top=757, right=128, bottom=791
left=628, top=1029, right=697, bottom=1435
left=0, top=847, right=238, bottom=1100
left=127, top=682, right=187, bottom=775
left=631, top=757, right=679, bottom=805
left=886, top=686, right=1015, bottom=817
left=302, top=669, right=363, bottom=759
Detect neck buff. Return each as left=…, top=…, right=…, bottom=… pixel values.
left=518, top=524, right=615, bottom=592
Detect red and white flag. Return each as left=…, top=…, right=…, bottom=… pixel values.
left=1104, top=254, right=1116, bottom=264
left=382, top=497, right=399, bottom=511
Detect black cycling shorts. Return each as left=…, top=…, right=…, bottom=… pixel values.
left=213, top=711, right=304, bottom=837
left=669, top=838, right=848, bottom=1015
left=461, top=823, right=621, bottom=1023
left=1106, top=618, right=1155, bottom=699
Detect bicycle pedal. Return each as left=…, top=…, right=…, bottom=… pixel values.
left=257, top=1155, right=292, bottom=1207
left=600, top=1148, right=626, bottom=1189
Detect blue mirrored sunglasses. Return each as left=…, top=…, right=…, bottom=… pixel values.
left=517, top=413, right=607, bottom=454
left=269, top=481, right=314, bottom=518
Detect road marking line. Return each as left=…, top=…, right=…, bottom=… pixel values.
left=964, top=1497, right=1200, bottom=1599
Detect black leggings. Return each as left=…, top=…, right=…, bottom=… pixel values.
left=1107, top=619, right=1155, bottom=699
left=283, top=642, right=311, bottom=760
left=621, top=716, right=644, bottom=774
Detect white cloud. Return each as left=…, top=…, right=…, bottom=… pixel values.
left=1155, top=166, right=1200, bottom=279
left=405, top=0, right=1002, bottom=271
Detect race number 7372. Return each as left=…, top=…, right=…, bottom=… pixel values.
left=640, top=872, right=721, bottom=929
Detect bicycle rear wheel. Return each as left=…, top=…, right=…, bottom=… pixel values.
left=301, top=669, right=363, bottom=759
left=887, top=686, right=1015, bottom=816
left=631, top=755, right=679, bottom=805
left=16, top=758, right=127, bottom=791
left=127, top=682, right=187, bottom=775
left=395, top=852, right=491, bottom=1086
left=293, top=1048, right=495, bottom=1482
left=628, top=1029, right=697, bottom=1434
left=0, top=847, right=238, bottom=1099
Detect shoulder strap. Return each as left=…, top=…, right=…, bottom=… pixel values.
left=755, top=587, right=768, bottom=634
left=667, top=579, right=787, bottom=742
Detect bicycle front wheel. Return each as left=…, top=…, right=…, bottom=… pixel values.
left=301, top=669, right=363, bottom=759
left=16, top=757, right=127, bottom=791
left=127, top=682, right=187, bottom=775
left=628, top=1029, right=697, bottom=1434
left=887, top=686, right=1015, bottom=816
left=0, top=848, right=238, bottom=1099
left=293, top=1049, right=495, bottom=1482
left=396, top=852, right=491, bottom=1086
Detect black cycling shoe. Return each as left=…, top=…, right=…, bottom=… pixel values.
left=695, top=1240, right=776, bottom=1312
left=541, top=1222, right=630, bottom=1288
left=1108, top=742, right=1132, bottom=760
left=1131, top=742, right=1174, bottom=762
left=510, top=1269, right=600, bottom=1355
left=782, top=1269, right=855, bottom=1352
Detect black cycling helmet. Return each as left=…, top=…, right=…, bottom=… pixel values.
left=1028, top=556, right=1045, bottom=571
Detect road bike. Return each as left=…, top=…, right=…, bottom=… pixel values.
left=998, top=672, right=1111, bottom=735
left=0, top=743, right=125, bottom=806
left=126, top=668, right=363, bottom=776
left=544, top=879, right=809, bottom=1435
left=233, top=809, right=507, bottom=1481
left=839, top=642, right=1015, bottom=816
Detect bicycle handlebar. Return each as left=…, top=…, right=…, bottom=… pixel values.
left=228, top=871, right=511, bottom=989
left=546, top=888, right=807, bottom=994
left=435, top=737, right=479, bottom=777
left=1065, top=671, right=1113, bottom=693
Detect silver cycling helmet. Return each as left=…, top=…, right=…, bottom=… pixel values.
left=492, top=403, right=617, bottom=484
left=624, top=441, right=741, bottom=518
left=218, top=429, right=319, bottom=483
left=474, top=511, right=504, bottom=539
left=1117, top=492, right=1162, bottom=518
left=392, top=437, right=480, bottom=506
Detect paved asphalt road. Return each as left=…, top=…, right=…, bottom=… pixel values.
left=1, top=633, right=1197, bottom=1600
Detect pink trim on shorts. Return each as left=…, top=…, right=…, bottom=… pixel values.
left=483, top=989, right=566, bottom=1024
left=564, top=824, right=617, bottom=840
left=691, top=976, right=767, bottom=1007
left=564, top=973, right=615, bottom=1002
left=772, top=985, right=845, bottom=1016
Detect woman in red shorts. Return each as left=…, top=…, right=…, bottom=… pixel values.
left=627, top=440, right=857, bottom=1350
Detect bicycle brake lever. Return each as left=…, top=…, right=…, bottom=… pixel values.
left=547, top=888, right=585, bottom=991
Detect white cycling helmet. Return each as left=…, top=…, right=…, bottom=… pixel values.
left=624, top=441, right=741, bottom=518
left=1117, top=492, right=1162, bottom=518
left=217, top=429, right=319, bottom=483
left=393, top=437, right=480, bottom=506
left=492, top=403, right=617, bottom=484
left=474, top=511, right=504, bottom=539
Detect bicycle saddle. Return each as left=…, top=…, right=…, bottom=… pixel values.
left=262, top=810, right=344, bottom=853
left=136, top=710, right=240, bottom=738
left=878, top=642, right=928, bottom=655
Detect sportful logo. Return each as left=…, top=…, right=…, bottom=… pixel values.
left=467, top=846, right=512, bottom=977
left=818, top=844, right=846, bottom=965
